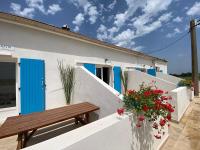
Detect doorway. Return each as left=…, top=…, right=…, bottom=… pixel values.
left=96, top=66, right=110, bottom=85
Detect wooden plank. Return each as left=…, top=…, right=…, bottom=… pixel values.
left=0, top=102, right=99, bottom=139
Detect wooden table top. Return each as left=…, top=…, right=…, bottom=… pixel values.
left=0, top=102, right=99, bottom=139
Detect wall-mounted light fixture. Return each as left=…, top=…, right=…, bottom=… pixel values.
left=105, top=58, right=111, bottom=64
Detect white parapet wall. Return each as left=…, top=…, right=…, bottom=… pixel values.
left=156, top=72, right=182, bottom=85
left=23, top=113, right=168, bottom=150
left=169, top=87, right=192, bottom=122
left=127, top=70, right=177, bottom=92
left=73, top=66, right=122, bottom=119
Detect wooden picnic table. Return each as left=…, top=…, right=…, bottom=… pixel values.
left=0, top=102, right=99, bottom=150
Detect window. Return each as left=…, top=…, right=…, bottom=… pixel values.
left=95, top=67, right=110, bottom=84
left=0, top=62, right=16, bottom=108
left=96, top=68, right=102, bottom=79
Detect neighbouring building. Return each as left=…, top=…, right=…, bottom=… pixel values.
left=0, top=12, right=168, bottom=122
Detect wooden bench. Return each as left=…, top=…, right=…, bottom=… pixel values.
left=0, top=102, right=99, bottom=149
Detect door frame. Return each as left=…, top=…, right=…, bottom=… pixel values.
left=0, top=55, right=19, bottom=114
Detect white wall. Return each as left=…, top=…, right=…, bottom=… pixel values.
left=156, top=72, right=182, bottom=85
left=169, top=87, right=192, bottom=122
left=73, top=66, right=122, bottom=118
left=127, top=70, right=177, bottom=92
left=23, top=113, right=168, bottom=150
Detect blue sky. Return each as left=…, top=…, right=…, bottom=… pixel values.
left=0, top=0, right=200, bottom=74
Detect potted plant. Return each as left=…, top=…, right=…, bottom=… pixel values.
left=117, top=82, right=174, bottom=139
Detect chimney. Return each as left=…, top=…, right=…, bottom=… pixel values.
left=62, top=24, right=70, bottom=31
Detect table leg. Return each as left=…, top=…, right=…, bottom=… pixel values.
left=23, top=132, right=28, bottom=148
left=85, top=113, right=89, bottom=124
left=16, top=133, right=23, bottom=150
left=75, top=117, right=79, bottom=125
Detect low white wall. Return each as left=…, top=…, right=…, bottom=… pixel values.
left=0, top=107, right=18, bottom=123
left=169, top=87, right=191, bottom=122
left=156, top=72, right=182, bottom=85
left=127, top=70, right=177, bottom=92
left=23, top=113, right=168, bottom=150
left=73, top=66, right=122, bottom=119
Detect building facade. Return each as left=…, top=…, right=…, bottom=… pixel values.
left=0, top=12, right=167, bottom=122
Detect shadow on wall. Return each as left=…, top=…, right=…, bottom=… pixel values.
left=130, top=115, right=153, bottom=150
left=26, top=119, right=82, bottom=147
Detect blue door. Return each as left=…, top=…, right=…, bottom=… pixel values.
left=113, top=66, right=121, bottom=93
left=20, top=58, right=45, bottom=115
left=84, top=63, right=96, bottom=75
left=147, top=69, right=156, bottom=76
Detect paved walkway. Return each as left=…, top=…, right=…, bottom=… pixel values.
left=161, top=96, right=200, bottom=150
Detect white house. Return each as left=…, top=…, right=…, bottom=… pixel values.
left=0, top=12, right=168, bottom=122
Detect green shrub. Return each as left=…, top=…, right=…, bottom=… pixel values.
left=178, top=79, right=192, bottom=88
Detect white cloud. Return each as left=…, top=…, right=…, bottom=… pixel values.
left=74, top=26, right=80, bottom=32
left=73, top=13, right=85, bottom=31
left=187, top=2, right=200, bottom=16
left=47, top=4, right=62, bottom=15
left=173, top=16, right=182, bottom=22
left=96, top=0, right=173, bottom=50
left=70, top=0, right=98, bottom=26
left=26, top=0, right=45, bottom=13
left=114, top=13, right=127, bottom=27
left=166, top=28, right=181, bottom=38
left=88, top=6, right=98, bottom=24
left=10, top=3, right=35, bottom=18
left=108, top=0, right=117, bottom=10
left=10, top=0, right=62, bottom=18
left=132, top=12, right=172, bottom=39
left=143, top=0, right=172, bottom=15
left=114, top=0, right=146, bottom=27
left=97, top=24, right=108, bottom=40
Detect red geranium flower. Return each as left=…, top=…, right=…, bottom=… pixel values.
left=138, top=115, right=145, bottom=121
left=161, top=96, right=168, bottom=100
left=136, top=123, right=141, bottom=128
left=165, top=103, right=174, bottom=112
left=153, top=89, right=164, bottom=95
left=168, top=96, right=172, bottom=100
left=152, top=122, right=158, bottom=129
left=127, top=90, right=135, bottom=95
left=117, top=108, right=124, bottom=115
left=144, top=91, right=152, bottom=97
left=166, top=113, right=171, bottom=121
left=142, top=105, right=149, bottom=112
left=154, top=134, right=161, bottom=139
left=159, top=119, right=166, bottom=126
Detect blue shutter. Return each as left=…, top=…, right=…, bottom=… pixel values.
left=147, top=69, right=156, bottom=76
left=20, top=58, right=45, bottom=115
left=113, top=66, right=121, bottom=93
left=84, top=63, right=96, bottom=75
